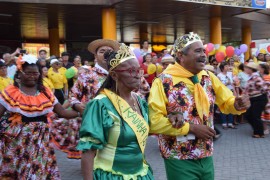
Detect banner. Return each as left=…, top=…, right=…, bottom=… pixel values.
left=176, top=0, right=266, bottom=9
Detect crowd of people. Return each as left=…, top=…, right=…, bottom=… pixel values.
left=0, top=32, right=263, bottom=180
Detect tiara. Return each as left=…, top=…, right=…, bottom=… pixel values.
left=109, top=43, right=136, bottom=71
left=173, top=32, right=201, bottom=53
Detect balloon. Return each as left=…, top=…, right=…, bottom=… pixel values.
left=240, top=44, right=248, bottom=53
left=156, top=65, right=163, bottom=73
left=138, top=56, right=143, bottom=65
left=207, top=43, right=214, bottom=52
left=235, top=48, right=242, bottom=56
left=133, top=48, right=142, bottom=59
left=215, top=52, right=225, bottom=63
left=65, top=67, right=76, bottom=79
left=208, top=49, right=216, bottom=56
left=217, top=45, right=226, bottom=54
left=147, top=64, right=157, bottom=75
left=255, top=49, right=260, bottom=57
left=205, top=48, right=209, bottom=56
left=267, top=45, right=270, bottom=53
left=226, top=46, right=235, bottom=57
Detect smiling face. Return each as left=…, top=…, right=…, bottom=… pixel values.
left=20, top=64, right=41, bottom=87
left=111, top=58, right=143, bottom=92
left=177, top=41, right=206, bottom=74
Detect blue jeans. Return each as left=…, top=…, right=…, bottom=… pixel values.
left=220, top=113, right=233, bottom=125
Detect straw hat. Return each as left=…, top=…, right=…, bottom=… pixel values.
left=245, top=62, right=258, bottom=70
left=161, top=54, right=175, bottom=64
left=204, top=64, right=215, bottom=73
left=88, top=39, right=120, bottom=54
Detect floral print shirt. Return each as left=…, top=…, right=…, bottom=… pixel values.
left=149, top=68, right=241, bottom=160
left=157, top=73, right=215, bottom=160
left=245, top=72, right=267, bottom=97
left=69, top=66, right=107, bottom=106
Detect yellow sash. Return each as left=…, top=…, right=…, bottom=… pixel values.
left=102, top=89, right=149, bottom=153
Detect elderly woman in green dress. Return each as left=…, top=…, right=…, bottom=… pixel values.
left=77, top=43, right=154, bottom=180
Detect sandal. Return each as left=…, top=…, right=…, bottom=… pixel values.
left=228, top=125, right=237, bottom=129
left=252, top=135, right=261, bottom=138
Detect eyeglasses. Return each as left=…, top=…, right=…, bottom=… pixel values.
left=113, top=67, right=144, bottom=77
left=0, top=66, right=7, bottom=70
left=21, top=71, right=40, bottom=77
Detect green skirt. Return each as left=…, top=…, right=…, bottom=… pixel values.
left=93, top=168, right=154, bottom=180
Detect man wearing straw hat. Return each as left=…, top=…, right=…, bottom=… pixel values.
left=70, top=39, right=120, bottom=114
left=148, top=32, right=251, bottom=180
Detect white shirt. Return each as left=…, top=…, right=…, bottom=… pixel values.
left=95, top=63, right=108, bottom=75
left=7, top=64, right=17, bottom=79
left=217, top=72, right=233, bottom=90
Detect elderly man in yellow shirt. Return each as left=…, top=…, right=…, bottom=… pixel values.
left=0, top=61, right=13, bottom=91
left=48, top=59, right=68, bottom=104
left=148, top=32, right=251, bottom=180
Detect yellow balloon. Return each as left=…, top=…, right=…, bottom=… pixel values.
left=147, top=64, right=157, bottom=75
left=208, top=49, right=216, bottom=56
left=217, top=45, right=226, bottom=56
left=156, top=65, right=163, bottom=73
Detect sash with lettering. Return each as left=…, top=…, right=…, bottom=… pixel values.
left=102, top=88, right=149, bottom=153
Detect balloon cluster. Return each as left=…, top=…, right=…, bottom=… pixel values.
left=205, top=43, right=248, bottom=63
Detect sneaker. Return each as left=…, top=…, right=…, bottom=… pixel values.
left=264, top=129, right=269, bottom=135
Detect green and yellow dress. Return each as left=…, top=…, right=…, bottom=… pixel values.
left=77, top=89, right=154, bottom=180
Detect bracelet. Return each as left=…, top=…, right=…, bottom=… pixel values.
left=77, top=111, right=81, bottom=117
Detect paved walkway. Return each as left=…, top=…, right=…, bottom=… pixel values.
left=56, top=124, right=270, bottom=180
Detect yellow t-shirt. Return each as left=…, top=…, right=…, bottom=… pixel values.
left=0, top=77, right=13, bottom=91
left=48, top=69, right=67, bottom=89
left=43, top=77, right=54, bottom=92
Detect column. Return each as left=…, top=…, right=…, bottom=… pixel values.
left=102, top=8, right=116, bottom=40
left=209, top=6, right=222, bottom=45
left=48, top=5, right=60, bottom=56
left=242, top=26, right=251, bottom=61
left=210, top=17, right=222, bottom=44
left=48, top=28, right=60, bottom=56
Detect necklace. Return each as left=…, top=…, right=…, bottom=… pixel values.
left=131, top=95, right=139, bottom=112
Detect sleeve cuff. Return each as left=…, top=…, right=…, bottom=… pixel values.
left=179, top=123, right=190, bottom=136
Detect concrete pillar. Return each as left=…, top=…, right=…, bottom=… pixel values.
left=242, top=26, right=251, bottom=60
left=48, top=5, right=60, bottom=56
left=48, top=28, right=60, bottom=56
left=102, top=8, right=116, bottom=40
left=210, top=6, right=222, bottom=44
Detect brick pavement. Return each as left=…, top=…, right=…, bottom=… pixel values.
left=56, top=124, right=270, bottom=180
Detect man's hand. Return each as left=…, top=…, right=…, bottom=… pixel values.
left=189, top=124, right=216, bottom=141
left=234, top=94, right=250, bottom=111
left=74, top=103, right=86, bottom=116
left=168, top=113, right=184, bottom=129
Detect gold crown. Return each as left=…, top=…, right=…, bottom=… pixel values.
left=109, top=43, right=136, bottom=71
left=173, top=32, right=201, bottom=53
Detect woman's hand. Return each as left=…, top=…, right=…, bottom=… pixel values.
left=168, top=113, right=184, bottom=129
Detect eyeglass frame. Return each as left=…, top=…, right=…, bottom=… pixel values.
left=112, top=67, right=144, bottom=77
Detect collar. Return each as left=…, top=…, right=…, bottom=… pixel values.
left=95, top=63, right=108, bottom=75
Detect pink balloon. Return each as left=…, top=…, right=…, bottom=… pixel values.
left=226, top=46, right=235, bottom=57
left=215, top=52, right=225, bottom=63
left=138, top=56, right=143, bottom=65
left=207, top=43, right=214, bottom=52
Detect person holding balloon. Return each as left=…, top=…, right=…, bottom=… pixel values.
left=141, top=53, right=156, bottom=87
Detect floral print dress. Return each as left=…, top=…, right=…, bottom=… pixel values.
left=0, top=85, right=60, bottom=179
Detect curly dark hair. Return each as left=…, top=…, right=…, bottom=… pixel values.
left=14, top=62, right=50, bottom=99
left=95, top=51, right=118, bottom=96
